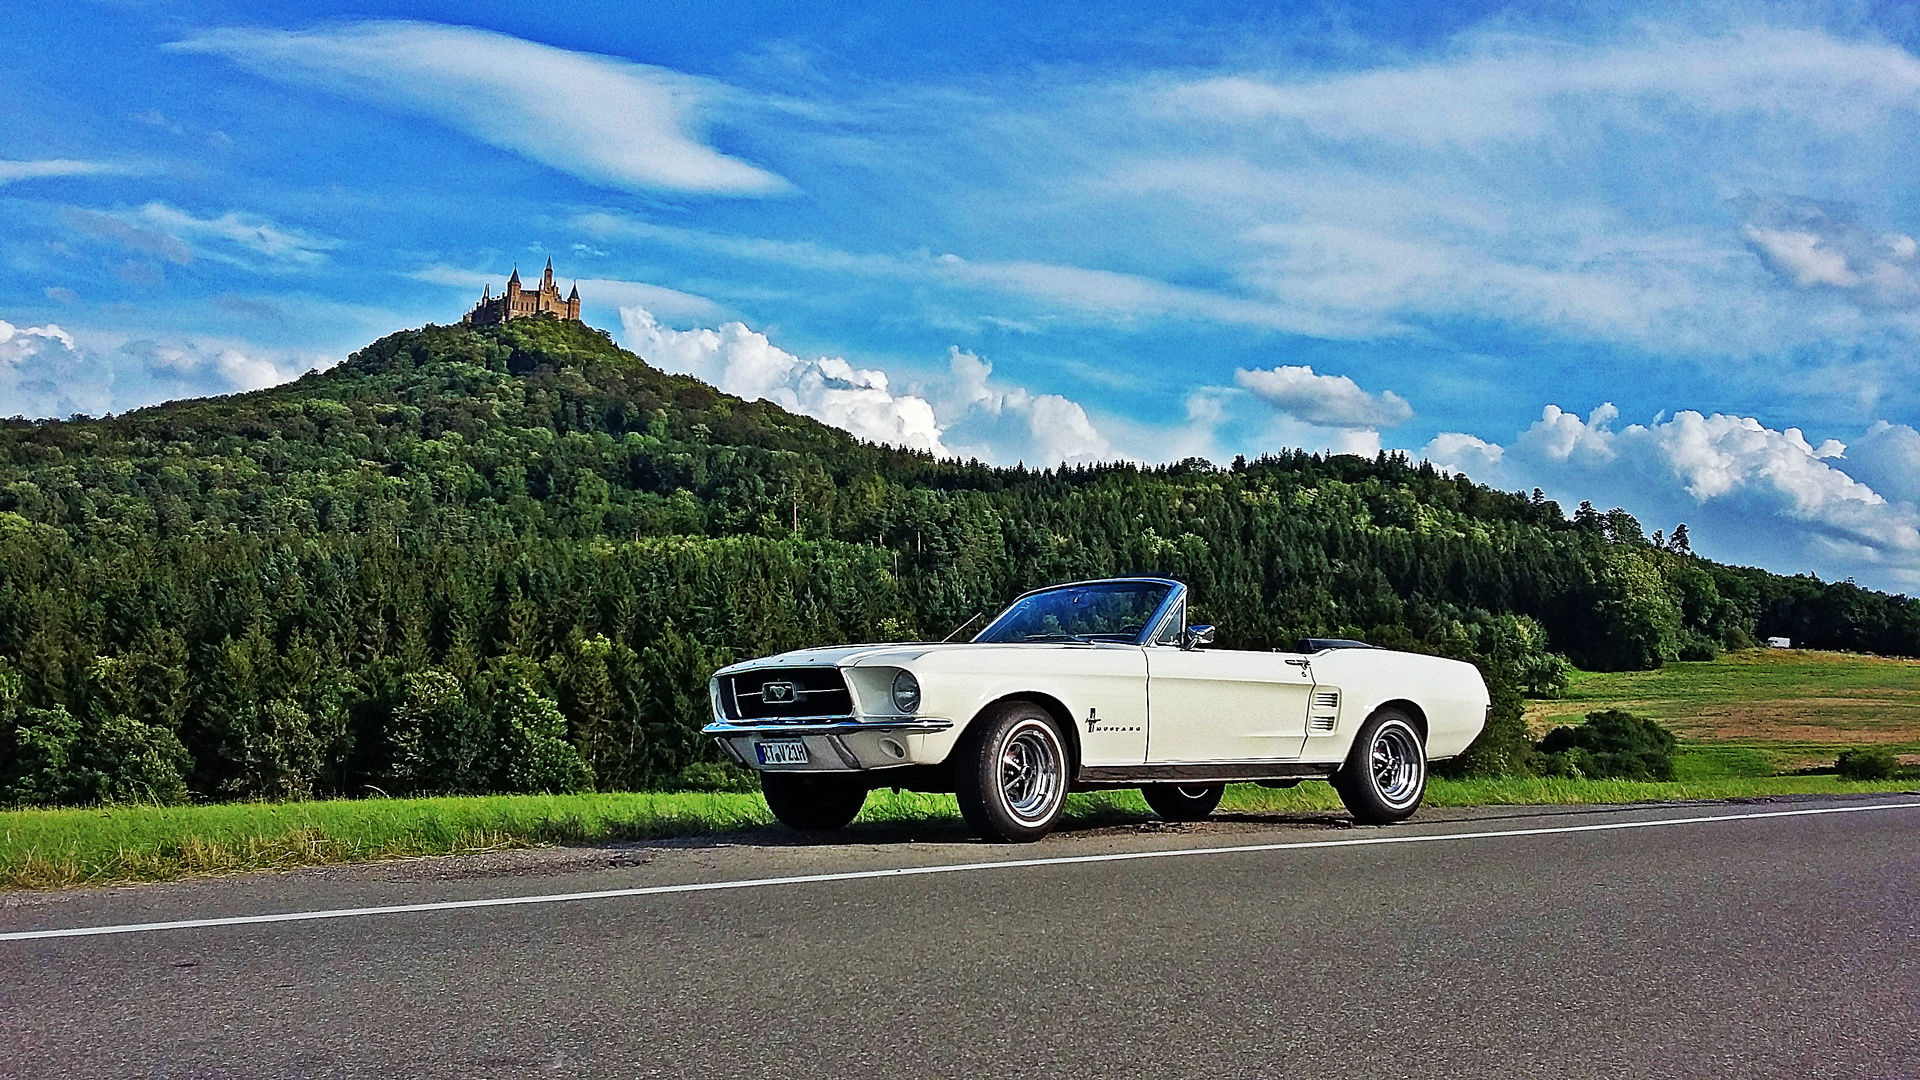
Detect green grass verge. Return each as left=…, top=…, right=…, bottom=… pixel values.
left=5, top=776, right=1914, bottom=891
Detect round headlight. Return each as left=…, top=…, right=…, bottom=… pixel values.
left=891, top=670, right=921, bottom=713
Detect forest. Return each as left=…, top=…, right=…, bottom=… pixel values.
left=2, top=316, right=1916, bottom=806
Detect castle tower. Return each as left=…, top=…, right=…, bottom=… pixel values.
left=461, top=260, right=583, bottom=326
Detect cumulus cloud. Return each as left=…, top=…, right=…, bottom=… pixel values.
left=0, top=159, right=139, bottom=185
left=116, top=339, right=302, bottom=397
left=0, top=321, right=313, bottom=419
left=617, top=309, right=1114, bottom=466
left=1423, top=405, right=1920, bottom=591
left=620, top=308, right=947, bottom=455
left=172, top=22, right=785, bottom=195
left=939, top=348, right=1110, bottom=466
left=0, top=321, right=110, bottom=419
left=1845, top=421, right=1920, bottom=506
left=1234, top=364, right=1413, bottom=428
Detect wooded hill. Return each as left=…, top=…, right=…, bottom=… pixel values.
left=2, top=316, right=1915, bottom=806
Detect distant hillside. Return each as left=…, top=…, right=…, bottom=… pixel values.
left=2, top=316, right=1916, bottom=806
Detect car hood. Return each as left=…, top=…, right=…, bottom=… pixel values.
left=713, top=640, right=1135, bottom=676
left=716, top=642, right=965, bottom=675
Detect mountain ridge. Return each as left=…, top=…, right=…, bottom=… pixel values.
left=1, top=316, right=1915, bottom=806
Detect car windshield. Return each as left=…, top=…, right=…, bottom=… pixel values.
left=974, top=581, right=1174, bottom=644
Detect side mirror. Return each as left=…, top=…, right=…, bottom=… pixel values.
left=1181, top=625, right=1216, bottom=651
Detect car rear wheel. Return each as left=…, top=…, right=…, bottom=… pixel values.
left=955, top=702, right=1070, bottom=843
left=1333, top=709, right=1427, bottom=825
left=1142, top=783, right=1225, bottom=821
left=761, top=773, right=868, bottom=831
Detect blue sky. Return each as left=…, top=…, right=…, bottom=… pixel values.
left=7, top=1, right=1920, bottom=591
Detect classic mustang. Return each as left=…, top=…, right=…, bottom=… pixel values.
left=705, top=577, right=1488, bottom=842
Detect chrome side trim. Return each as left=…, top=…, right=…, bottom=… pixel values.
left=703, top=718, right=955, bottom=737
left=1077, top=762, right=1336, bottom=784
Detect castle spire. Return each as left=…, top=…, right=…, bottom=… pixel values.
left=508, top=265, right=520, bottom=285
left=568, top=281, right=579, bottom=300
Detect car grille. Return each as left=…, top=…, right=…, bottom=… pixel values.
left=720, top=667, right=853, bottom=721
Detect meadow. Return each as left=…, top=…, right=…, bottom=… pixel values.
left=1526, top=648, right=1920, bottom=773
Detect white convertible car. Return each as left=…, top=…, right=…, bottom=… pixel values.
left=705, top=577, right=1488, bottom=842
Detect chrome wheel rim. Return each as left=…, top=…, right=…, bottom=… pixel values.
left=1370, top=722, right=1423, bottom=807
left=999, top=720, right=1064, bottom=824
left=1174, top=785, right=1213, bottom=800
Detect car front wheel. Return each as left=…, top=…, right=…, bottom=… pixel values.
left=955, top=702, right=1070, bottom=842
left=761, top=772, right=868, bottom=831
left=1333, top=709, right=1427, bottom=825
left=1142, top=783, right=1225, bottom=821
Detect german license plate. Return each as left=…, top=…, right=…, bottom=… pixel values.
left=756, top=740, right=809, bottom=766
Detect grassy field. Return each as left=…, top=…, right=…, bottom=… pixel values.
left=5, top=774, right=1915, bottom=891
left=1526, top=648, right=1920, bottom=773
left=7, top=647, right=1917, bottom=892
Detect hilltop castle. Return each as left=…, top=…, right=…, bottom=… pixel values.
left=462, top=259, right=580, bottom=325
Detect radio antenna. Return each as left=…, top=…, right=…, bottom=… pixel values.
left=941, top=611, right=984, bottom=642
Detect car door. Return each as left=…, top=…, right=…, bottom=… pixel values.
left=1145, top=645, right=1314, bottom=763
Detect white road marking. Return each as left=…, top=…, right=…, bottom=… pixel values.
left=5, top=800, right=1917, bottom=943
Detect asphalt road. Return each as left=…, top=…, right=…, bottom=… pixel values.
left=3, top=794, right=1918, bottom=1080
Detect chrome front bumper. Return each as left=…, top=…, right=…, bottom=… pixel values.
left=702, top=717, right=954, bottom=737
left=705, top=717, right=954, bottom=772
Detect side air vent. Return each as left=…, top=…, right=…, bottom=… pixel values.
left=1308, top=688, right=1340, bottom=734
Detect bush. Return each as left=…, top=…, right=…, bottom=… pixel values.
left=1834, top=747, right=1898, bottom=781
left=497, top=677, right=595, bottom=794
left=1537, top=709, right=1678, bottom=781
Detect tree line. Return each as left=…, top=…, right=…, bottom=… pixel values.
left=1, top=317, right=1914, bottom=805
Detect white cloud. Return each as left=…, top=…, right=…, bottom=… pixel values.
left=1234, top=364, right=1413, bottom=428
left=1050, top=24, right=1920, bottom=356
left=619, top=308, right=947, bottom=456
left=411, top=265, right=724, bottom=322
left=172, top=22, right=785, bottom=196
left=615, top=309, right=1116, bottom=466
left=60, top=207, right=193, bottom=264
left=116, top=339, right=303, bottom=395
left=1741, top=197, right=1920, bottom=306
left=576, top=212, right=1302, bottom=330
left=0, top=321, right=317, bottom=419
left=132, top=203, right=340, bottom=270
left=0, top=321, right=110, bottom=419
left=60, top=202, right=337, bottom=272
left=0, top=159, right=139, bottom=185
left=1423, top=404, right=1920, bottom=590
left=1424, top=431, right=1504, bottom=475
left=1845, top=421, right=1920, bottom=506
left=1160, top=28, right=1920, bottom=148
left=939, top=348, right=1110, bottom=466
